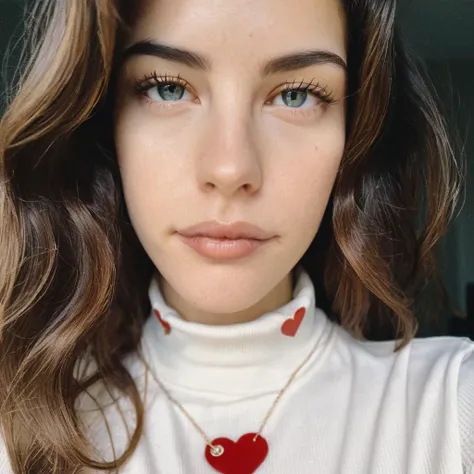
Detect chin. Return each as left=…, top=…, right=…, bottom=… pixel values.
left=157, top=256, right=292, bottom=317
left=180, top=270, right=274, bottom=313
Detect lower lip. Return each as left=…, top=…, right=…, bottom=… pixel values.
left=177, top=234, right=272, bottom=260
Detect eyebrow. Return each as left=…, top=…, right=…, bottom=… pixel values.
left=121, top=40, right=347, bottom=76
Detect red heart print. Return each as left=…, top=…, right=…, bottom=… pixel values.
left=205, top=433, right=269, bottom=474
left=153, top=309, right=171, bottom=335
left=281, top=307, right=306, bottom=337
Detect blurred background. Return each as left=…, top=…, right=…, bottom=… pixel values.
left=1, top=0, right=473, bottom=337
left=396, top=0, right=474, bottom=337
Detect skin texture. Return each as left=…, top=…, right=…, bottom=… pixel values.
left=114, top=0, right=347, bottom=325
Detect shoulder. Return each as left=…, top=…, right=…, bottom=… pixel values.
left=458, top=350, right=474, bottom=472
left=332, top=323, right=474, bottom=378
left=74, top=349, right=149, bottom=464
left=0, top=351, right=147, bottom=474
left=400, top=335, right=474, bottom=372
left=459, top=347, right=474, bottom=403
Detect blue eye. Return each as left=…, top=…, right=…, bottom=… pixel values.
left=281, top=90, right=308, bottom=108
left=272, top=81, right=336, bottom=110
left=156, top=83, right=186, bottom=101
left=134, top=73, right=193, bottom=103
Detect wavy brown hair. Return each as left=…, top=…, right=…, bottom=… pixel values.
left=0, top=0, right=462, bottom=472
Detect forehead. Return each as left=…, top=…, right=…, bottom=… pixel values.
left=126, top=0, right=347, bottom=62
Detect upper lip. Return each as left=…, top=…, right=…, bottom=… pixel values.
left=177, top=221, right=274, bottom=240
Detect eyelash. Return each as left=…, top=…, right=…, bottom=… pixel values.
left=133, top=72, right=337, bottom=106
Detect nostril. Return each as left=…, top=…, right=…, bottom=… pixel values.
left=203, top=182, right=216, bottom=191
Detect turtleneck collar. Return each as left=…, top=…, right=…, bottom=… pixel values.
left=140, top=265, right=331, bottom=397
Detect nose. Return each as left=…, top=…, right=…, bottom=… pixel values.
left=196, top=109, right=263, bottom=198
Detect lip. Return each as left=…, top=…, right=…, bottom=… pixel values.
left=176, top=221, right=275, bottom=260
left=177, top=221, right=274, bottom=241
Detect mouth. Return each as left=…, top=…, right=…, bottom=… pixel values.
left=177, top=220, right=275, bottom=241
left=177, top=234, right=273, bottom=260
left=176, top=221, right=276, bottom=260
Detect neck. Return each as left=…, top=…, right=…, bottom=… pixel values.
left=159, top=270, right=294, bottom=325
left=142, top=265, right=331, bottom=396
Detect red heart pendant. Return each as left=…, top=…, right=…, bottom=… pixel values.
left=281, top=307, right=306, bottom=337
left=205, top=433, right=269, bottom=474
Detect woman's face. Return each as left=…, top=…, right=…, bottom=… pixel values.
left=114, top=0, right=347, bottom=322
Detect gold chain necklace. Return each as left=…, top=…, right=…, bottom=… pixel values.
left=145, top=327, right=321, bottom=474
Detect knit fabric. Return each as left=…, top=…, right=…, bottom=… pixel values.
left=1, top=266, right=474, bottom=474
left=459, top=352, right=474, bottom=473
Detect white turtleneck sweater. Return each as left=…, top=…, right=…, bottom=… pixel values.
left=1, top=267, right=474, bottom=474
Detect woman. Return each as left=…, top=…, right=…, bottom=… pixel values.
left=0, top=0, right=472, bottom=472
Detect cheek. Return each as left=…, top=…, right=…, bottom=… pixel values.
left=113, top=117, right=177, bottom=241
left=272, top=125, right=344, bottom=234
left=114, top=111, right=189, bottom=210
